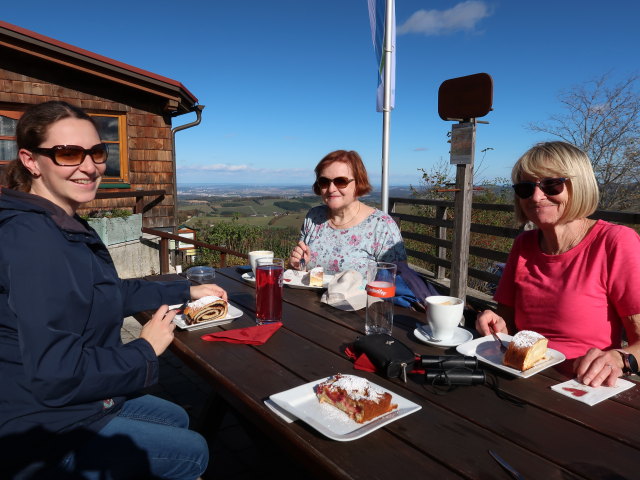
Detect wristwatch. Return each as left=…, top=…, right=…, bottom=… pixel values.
left=615, top=349, right=639, bottom=375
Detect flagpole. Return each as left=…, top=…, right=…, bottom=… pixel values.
left=381, top=0, right=393, bottom=213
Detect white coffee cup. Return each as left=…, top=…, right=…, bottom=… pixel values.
left=425, top=295, right=464, bottom=341
left=248, top=250, right=274, bottom=275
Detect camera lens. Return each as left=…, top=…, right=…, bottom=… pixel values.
left=420, top=355, right=478, bottom=370
left=425, top=368, right=485, bottom=386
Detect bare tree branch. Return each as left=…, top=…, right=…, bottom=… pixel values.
left=527, top=72, right=640, bottom=209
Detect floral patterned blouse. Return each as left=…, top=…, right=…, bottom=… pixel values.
left=299, top=205, right=407, bottom=277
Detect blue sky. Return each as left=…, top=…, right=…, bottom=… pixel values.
left=4, top=1, right=638, bottom=187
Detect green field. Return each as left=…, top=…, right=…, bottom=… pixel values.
left=178, top=196, right=321, bottom=229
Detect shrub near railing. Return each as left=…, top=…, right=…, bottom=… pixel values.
left=191, top=220, right=299, bottom=266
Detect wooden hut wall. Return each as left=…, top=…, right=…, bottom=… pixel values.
left=0, top=67, right=177, bottom=229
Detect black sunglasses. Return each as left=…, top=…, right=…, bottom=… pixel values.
left=512, top=177, right=568, bottom=199
left=316, top=176, right=355, bottom=189
left=31, top=144, right=108, bottom=166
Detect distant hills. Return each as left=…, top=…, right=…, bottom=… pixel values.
left=177, top=183, right=415, bottom=199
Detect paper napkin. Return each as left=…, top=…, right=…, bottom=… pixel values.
left=201, top=322, right=282, bottom=345
left=550, top=378, right=636, bottom=406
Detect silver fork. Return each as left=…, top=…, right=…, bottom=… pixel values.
left=298, top=258, right=306, bottom=272
left=491, top=328, right=508, bottom=353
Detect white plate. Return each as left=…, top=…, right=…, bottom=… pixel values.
left=269, top=375, right=421, bottom=441
left=456, top=333, right=567, bottom=378
left=282, top=269, right=334, bottom=289
left=169, top=302, right=243, bottom=331
left=241, top=272, right=256, bottom=283
left=414, top=326, right=474, bottom=347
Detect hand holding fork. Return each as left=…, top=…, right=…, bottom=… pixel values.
left=491, top=326, right=508, bottom=353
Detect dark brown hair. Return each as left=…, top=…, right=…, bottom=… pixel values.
left=1, top=101, right=97, bottom=192
left=312, top=150, right=372, bottom=196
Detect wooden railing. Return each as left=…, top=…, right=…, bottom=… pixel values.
left=390, top=196, right=640, bottom=289
left=141, top=227, right=247, bottom=274
left=94, top=189, right=638, bottom=306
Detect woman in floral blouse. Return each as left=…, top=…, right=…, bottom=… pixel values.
left=288, top=150, right=406, bottom=277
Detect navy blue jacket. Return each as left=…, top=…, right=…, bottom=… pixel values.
left=0, top=188, right=190, bottom=437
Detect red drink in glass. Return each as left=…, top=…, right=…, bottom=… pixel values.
left=255, top=258, right=284, bottom=324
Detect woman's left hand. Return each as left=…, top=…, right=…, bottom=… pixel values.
left=190, top=284, right=228, bottom=302
left=573, top=348, right=623, bottom=387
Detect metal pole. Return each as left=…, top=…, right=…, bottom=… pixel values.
left=380, top=0, right=393, bottom=213
left=171, top=105, right=204, bottom=232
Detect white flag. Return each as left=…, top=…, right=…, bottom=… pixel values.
left=367, top=0, right=396, bottom=112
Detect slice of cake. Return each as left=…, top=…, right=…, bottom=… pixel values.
left=315, top=374, right=397, bottom=423
left=183, top=296, right=228, bottom=325
left=503, top=330, right=548, bottom=371
left=308, top=266, right=324, bottom=287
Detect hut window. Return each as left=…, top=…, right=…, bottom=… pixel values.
left=0, top=111, right=128, bottom=186
left=0, top=111, right=20, bottom=163
left=92, top=114, right=128, bottom=184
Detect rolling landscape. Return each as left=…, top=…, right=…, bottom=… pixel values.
left=176, top=183, right=415, bottom=229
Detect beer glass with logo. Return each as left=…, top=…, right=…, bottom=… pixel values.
left=365, top=261, right=397, bottom=335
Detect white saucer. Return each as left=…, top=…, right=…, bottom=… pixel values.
left=241, top=272, right=256, bottom=283
left=413, top=325, right=474, bottom=348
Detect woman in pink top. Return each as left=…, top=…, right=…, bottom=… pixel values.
left=476, top=142, right=640, bottom=387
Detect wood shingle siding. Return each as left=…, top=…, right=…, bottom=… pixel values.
left=0, top=20, right=200, bottom=230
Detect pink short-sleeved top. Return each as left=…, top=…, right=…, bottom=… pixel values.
left=494, top=220, right=640, bottom=359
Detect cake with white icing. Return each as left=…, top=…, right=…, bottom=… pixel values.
left=308, top=267, right=324, bottom=287
left=503, top=330, right=548, bottom=371
left=315, top=374, right=397, bottom=423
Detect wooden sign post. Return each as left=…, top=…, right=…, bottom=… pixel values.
left=438, top=73, right=493, bottom=317
left=449, top=122, right=476, bottom=305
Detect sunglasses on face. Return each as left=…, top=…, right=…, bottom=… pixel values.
left=316, top=176, right=355, bottom=189
left=31, top=144, right=108, bottom=166
left=512, top=177, right=568, bottom=199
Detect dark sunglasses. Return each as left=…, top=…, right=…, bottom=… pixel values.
left=31, top=144, right=108, bottom=166
left=512, top=177, right=568, bottom=199
left=316, top=176, right=355, bottom=189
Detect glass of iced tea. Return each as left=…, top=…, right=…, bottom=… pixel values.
left=255, top=257, right=284, bottom=325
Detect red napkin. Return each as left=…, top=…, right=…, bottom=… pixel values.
left=201, top=322, right=282, bottom=345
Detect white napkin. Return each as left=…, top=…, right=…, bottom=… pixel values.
left=550, top=378, right=636, bottom=406
left=263, top=399, right=297, bottom=423
left=321, top=270, right=367, bottom=311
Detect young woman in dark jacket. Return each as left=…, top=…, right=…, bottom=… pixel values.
left=0, top=101, right=225, bottom=479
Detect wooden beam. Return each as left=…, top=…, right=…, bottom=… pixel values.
left=449, top=121, right=476, bottom=312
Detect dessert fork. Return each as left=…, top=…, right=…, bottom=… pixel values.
left=298, top=257, right=306, bottom=272
left=491, top=328, right=508, bottom=353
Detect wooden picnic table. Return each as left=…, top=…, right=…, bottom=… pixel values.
left=135, top=267, right=640, bottom=480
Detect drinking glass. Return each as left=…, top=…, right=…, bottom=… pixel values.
left=365, top=262, right=397, bottom=335
left=255, top=257, right=284, bottom=325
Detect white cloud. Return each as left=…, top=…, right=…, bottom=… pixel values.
left=398, top=1, right=491, bottom=36
left=177, top=163, right=309, bottom=176
left=181, top=164, right=251, bottom=172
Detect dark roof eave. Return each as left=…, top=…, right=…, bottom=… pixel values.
left=0, top=21, right=198, bottom=115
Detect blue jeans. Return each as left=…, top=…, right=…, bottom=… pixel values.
left=60, top=395, right=209, bottom=479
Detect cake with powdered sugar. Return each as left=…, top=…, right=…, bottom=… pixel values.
left=315, top=374, right=397, bottom=423
left=503, top=330, right=548, bottom=371
left=308, top=266, right=324, bottom=287
left=183, top=296, right=228, bottom=325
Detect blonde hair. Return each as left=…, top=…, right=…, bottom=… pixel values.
left=512, top=141, right=599, bottom=225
